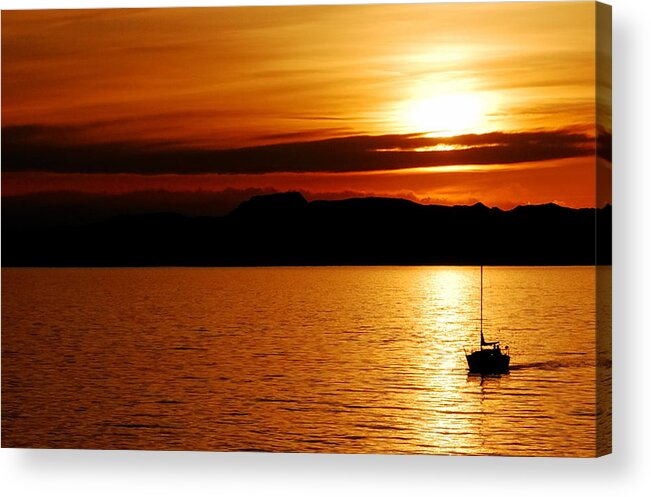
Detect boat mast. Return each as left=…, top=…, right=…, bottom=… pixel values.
left=480, top=264, right=483, bottom=348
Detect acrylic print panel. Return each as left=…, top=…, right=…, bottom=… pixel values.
left=1, top=1, right=611, bottom=457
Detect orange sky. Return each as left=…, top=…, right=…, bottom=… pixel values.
left=1, top=2, right=611, bottom=209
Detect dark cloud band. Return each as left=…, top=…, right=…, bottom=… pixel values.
left=2, top=125, right=594, bottom=175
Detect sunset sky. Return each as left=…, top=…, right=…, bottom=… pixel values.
left=2, top=2, right=611, bottom=214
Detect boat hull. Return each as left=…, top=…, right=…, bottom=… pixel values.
left=466, top=349, right=510, bottom=374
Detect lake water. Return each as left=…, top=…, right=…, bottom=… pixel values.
left=2, top=266, right=610, bottom=456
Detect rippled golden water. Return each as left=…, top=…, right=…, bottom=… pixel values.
left=2, top=267, right=609, bottom=456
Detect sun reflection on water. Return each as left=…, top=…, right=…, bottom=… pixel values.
left=409, top=268, right=482, bottom=453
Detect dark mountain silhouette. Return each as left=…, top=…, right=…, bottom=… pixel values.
left=2, top=192, right=611, bottom=267
left=0, top=188, right=278, bottom=228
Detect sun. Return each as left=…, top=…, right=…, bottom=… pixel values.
left=400, top=93, right=488, bottom=136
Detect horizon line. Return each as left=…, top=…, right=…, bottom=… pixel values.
left=0, top=188, right=610, bottom=214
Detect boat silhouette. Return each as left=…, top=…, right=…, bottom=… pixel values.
left=465, top=265, right=510, bottom=374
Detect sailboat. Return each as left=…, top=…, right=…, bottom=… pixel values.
left=465, top=265, right=510, bottom=374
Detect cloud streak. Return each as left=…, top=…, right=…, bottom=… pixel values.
left=2, top=126, right=593, bottom=175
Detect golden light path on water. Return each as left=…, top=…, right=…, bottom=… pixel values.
left=2, top=267, right=607, bottom=456
left=410, top=269, right=480, bottom=453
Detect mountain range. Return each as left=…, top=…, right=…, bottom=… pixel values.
left=2, top=192, right=611, bottom=266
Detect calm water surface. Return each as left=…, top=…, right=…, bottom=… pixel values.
left=2, top=267, right=610, bottom=456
